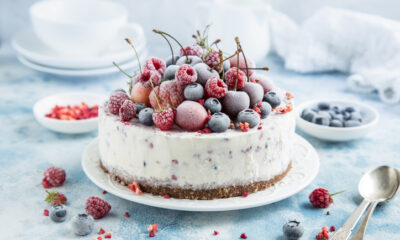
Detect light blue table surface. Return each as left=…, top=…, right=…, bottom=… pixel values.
left=1, top=49, right=399, bottom=240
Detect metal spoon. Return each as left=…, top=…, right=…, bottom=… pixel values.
left=331, top=166, right=400, bottom=240
left=350, top=168, right=400, bottom=240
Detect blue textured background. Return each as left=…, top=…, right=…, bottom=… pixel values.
left=1, top=50, right=399, bottom=239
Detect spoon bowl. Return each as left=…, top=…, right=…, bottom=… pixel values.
left=358, top=166, right=399, bottom=201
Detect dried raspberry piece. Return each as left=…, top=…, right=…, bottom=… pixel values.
left=175, top=64, right=197, bottom=85
left=104, top=232, right=112, bottom=238
left=98, top=228, right=105, bottom=234
left=163, top=194, right=170, bottom=199
left=153, top=108, right=174, bottom=131
left=129, top=181, right=143, bottom=195
left=242, top=192, right=248, bottom=197
left=124, top=212, right=130, bottom=218
left=42, top=178, right=52, bottom=188
left=225, top=67, right=246, bottom=90
left=286, top=92, right=294, bottom=99
left=143, top=57, right=166, bottom=75
left=240, top=233, right=248, bottom=239
left=205, top=77, right=228, bottom=99
left=180, top=45, right=203, bottom=58
left=204, top=50, right=220, bottom=71
left=43, top=209, right=49, bottom=216
left=213, top=230, right=219, bottom=235
left=43, top=166, right=66, bottom=187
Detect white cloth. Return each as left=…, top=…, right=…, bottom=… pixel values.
left=269, top=7, right=400, bottom=103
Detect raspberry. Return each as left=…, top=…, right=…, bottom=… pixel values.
left=85, top=196, right=111, bottom=219
left=203, top=50, right=220, bottom=71
left=225, top=67, right=247, bottom=90
left=309, top=188, right=345, bottom=208
left=240, top=233, right=248, bottom=239
left=43, top=166, right=66, bottom=187
left=42, top=178, right=51, bottom=188
left=119, top=100, right=136, bottom=121
left=176, top=64, right=197, bottom=85
left=140, top=69, right=162, bottom=89
left=143, top=57, right=166, bottom=75
left=180, top=45, right=203, bottom=58
left=153, top=108, right=174, bottom=131
left=45, top=190, right=67, bottom=205
left=108, top=92, right=129, bottom=115
left=205, top=77, right=228, bottom=99
left=159, top=80, right=185, bottom=108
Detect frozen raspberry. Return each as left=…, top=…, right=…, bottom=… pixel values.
left=203, top=50, right=220, bottom=71
left=108, top=92, right=129, bottom=115
left=153, top=108, right=174, bottom=131
left=143, top=57, right=166, bottom=75
left=130, top=82, right=151, bottom=107
left=229, top=54, right=255, bottom=76
left=159, top=80, right=185, bottom=108
left=180, top=44, right=203, bottom=58
left=205, top=77, right=228, bottom=99
left=45, top=190, right=67, bottom=205
left=119, top=100, right=136, bottom=121
left=43, top=166, right=66, bottom=187
left=139, top=69, right=162, bottom=89
left=176, top=101, right=208, bottom=131
left=85, top=196, right=111, bottom=219
left=175, top=64, right=197, bottom=85
left=225, top=67, right=247, bottom=90
left=42, top=178, right=52, bottom=188
left=309, top=188, right=344, bottom=208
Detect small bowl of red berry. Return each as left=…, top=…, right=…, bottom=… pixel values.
left=296, top=100, right=379, bottom=141
left=33, top=92, right=107, bottom=134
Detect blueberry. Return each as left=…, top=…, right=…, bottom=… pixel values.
left=317, top=102, right=330, bottom=110
left=165, top=55, right=180, bottom=67
left=344, top=120, right=361, bottom=127
left=113, top=88, right=126, bottom=94
left=313, top=114, right=330, bottom=126
left=237, top=109, right=260, bottom=128
left=259, top=102, right=272, bottom=119
left=332, top=113, right=344, bottom=122
left=163, top=65, right=179, bottom=81
left=319, top=111, right=332, bottom=120
left=138, top=108, right=154, bottom=126
left=135, top=103, right=146, bottom=114
left=184, top=83, right=204, bottom=101
left=176, top=55, right=203, bottom=66
left=71, top=213, right=94, bottom=236
left=223, top=60, right=230, bottom=73
left=301, top=108, right=313, bottom=118
left=208, top=112, right=230, bottom=132
left=330, top=119, right=343, bottom=127
left=263, top=92, right=281, bottom=109
left=342, top=111, right=351, bottom=120
left=282, top=220, right=304, bottom=240
left=193, top=63, right=219, bottom=85
left=50, top=204, right=67, bottom=223
left=332, top=105, right=341, bottom=114
left=350, top=111, right=362, bottom=122
left=204, top=98, right=222, bottom=114
left=345, top=106, right=356, bottom=113
left=302, top=109, right=317, bottom=122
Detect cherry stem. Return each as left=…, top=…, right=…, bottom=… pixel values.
left=157, top=33, right=175, bottom=65
left=210, top=39, right=221, bottom=47
left=238, top=67, right=269, bottom=71
left=218, top=50, right=224, bottom=79
left=113, top=62, right=132, bottom=78
left=125, top=38, right=142, bottom=75
left=149, top=78, right=162, bottom=111
left=153, top=29, right=188, bottom=63
left=330, top=190, right=346, bottom=197
left=234, top=44, right=240, bottom=91
left=235, top=37, right=250, bottom=82
left=222, top=50, right=241, bottom=62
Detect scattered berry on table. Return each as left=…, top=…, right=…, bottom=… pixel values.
left=208, top=112, right=231, bottom=133
left=282, top=220, right=304, bottom=240
left=153, top=108, right=175, bottom=131
left=193, top=63, right=219, bottom=85
left=104, top=232, right=112, bottom=238
left=205, top=77, right=228, bottom=99
left=258, top=102, right=272, bottom=119
left=176, top=55, right=203, bottom=66
left=176, top=64, right=198, bottom=85
left=143, top=57, right=166, bottom=75
left=180, top=44, right=203, bottom=58
left=148, top=223, right=158, bottom=237
left=135, top=103, right=146, bottom=114
left=317, top=102, right=330, bottom=110
left=124, top=212, right=130, bottom=218
left=204, top=98, right=222, bottom=114
left=263, top=92, right=281, bottom=109
left=315, top=226, right=330, bottom=239
left=43, top=166, right=66, bottom=187
left=184, top=83, right=204, bottom=101
left=119, top=99, right=136, bottom=121
left=344, top=120, right=361, bottom=127
left=71, top=213, right=94, bottom=236
left=45, top=190, right=67, bottom=205
left=229, top=53, right=255, bottom=76
left=203, top=50, right=220, bottom=71
left=221, top=91, right=250, bottom=118
left=42, top=178, right=52, bottom=188
left=163, top=65, right=179, bottom=81
left=138, top=108, right=154, bottom=126
left=309, top=188, right=345, bottom=208
left=85, top=196, right=111, bottom=219
left=330, top=225, right=335, bottom=232
left=165, top=55, right=180, bottom=67
left=130, top=82, right=151, bottom=106
left=237, top=109, right=260, bottom=128
left=50, top=204, right=67, bottom=222
left=240, top=232, right=248, bottom=239
left=213, top=230, right=219, bottom=235
left=176, top=101, right=208, bottom=131
left=139, top=69, right=162, bottom=88
left=225, top=67, right=247, bottom=90
left=242, top=82, right=264, bottom=106
left=250, top=73, right=274, bottom=93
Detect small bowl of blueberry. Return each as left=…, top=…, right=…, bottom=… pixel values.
left=296, top=100, right=379, bottom=141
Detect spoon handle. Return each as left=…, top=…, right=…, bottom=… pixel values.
left=349, top=201, right=378, bottom=240
left=331, top=199, right=370, bottom=240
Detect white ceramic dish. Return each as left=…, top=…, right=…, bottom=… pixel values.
left=296, top=100, right=379, bottom=142
left=12, top=26, right=145, bottom=69
left=33, top=92, right=107, bottom=134
left=82, top=135, right=319, bottom=211
left=17, top=52, right=146, bottom=76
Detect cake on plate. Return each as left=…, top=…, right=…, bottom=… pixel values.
left=98, top=28, right=295, bottom=199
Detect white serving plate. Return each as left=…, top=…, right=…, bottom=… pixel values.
left=33, top=92, right=107, bottom=134
left=82, top=135, right=319, bottom=211
left=296, top=100, right=379, bottom=142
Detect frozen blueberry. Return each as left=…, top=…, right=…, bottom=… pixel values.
left=184, top=83, right=204, bottom=101
left=204, top=98, right=222, bottom=114
left=193, top=63, right=219, bottom=85
left=138, top=108, right=154, bottom=126
left=317, top=102, right=330, bottom=110
left=350, top=111, right=362, bottom=122
left=332, top=113, right=344, bottom=122
left=50, top=204, right=67, bottom=223
left=113, top=88, right=126, bottom=94
left=263, top=92, right=281, bottom=109
left=301, top=108, right=313, bottom=118
left=282, top=220, right=304, bottom=240
left=259, top=102, right=272, bottom=119
left=345, top=106, right=356, bottom=113
left=237, top=109, right=260, bottom=128
left=71, top=213, right=94, bottom=236
left=330, top=119, right=343, bottom=127
left=165, top=55, right=180, bottom=67
left=176, top=55, right=203, bottom=66
left=342, top=111, right=351, bottom=120
left=313, top=114, right=330, bottom=126
left=163, top=65, right=179, bottom=81
left=344, top=120, right=361, bottom=127
left=319, top=111, right=332, bottom=120
left=332, top=105, right=341, bottom=114
left=208, top=112, right=230, bottom=132
left=302, top=110, right=318, bottom=122
left=135, top=103, right=146, bottom=114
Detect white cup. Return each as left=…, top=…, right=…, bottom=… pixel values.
left=30, top=0, right=128, bottom=56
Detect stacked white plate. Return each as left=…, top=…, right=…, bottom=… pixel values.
left=12, top=23, right=147, bottom=76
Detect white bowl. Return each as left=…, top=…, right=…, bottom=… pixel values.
left=296, top=100, right=379, bottom=142
left=33, top=92, right=107, bottom=134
